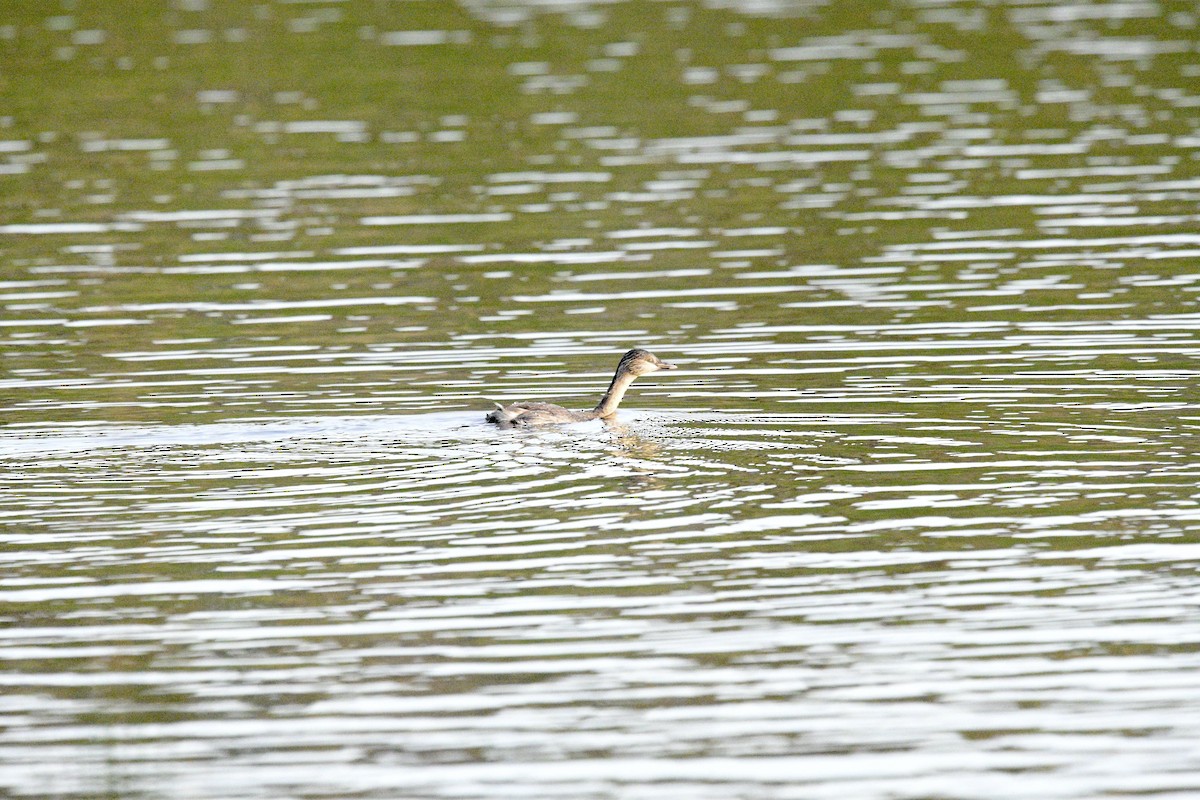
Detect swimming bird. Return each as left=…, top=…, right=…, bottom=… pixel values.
left=487, top=348, right=677, bottom=428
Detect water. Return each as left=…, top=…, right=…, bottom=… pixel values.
left=3, top=0, right=1200, bottom=797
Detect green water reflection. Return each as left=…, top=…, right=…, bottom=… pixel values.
left=3, top=1, right=1200, bottom=798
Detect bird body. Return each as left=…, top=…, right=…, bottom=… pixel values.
left=487, top=349, right=676, bottom=428
left=486, top=401, right=593, bottom=426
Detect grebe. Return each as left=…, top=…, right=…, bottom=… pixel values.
left=487, top=348, right=676, bottom=428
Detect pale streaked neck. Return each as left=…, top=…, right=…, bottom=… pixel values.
left=592, top=369, right=638, bottom=418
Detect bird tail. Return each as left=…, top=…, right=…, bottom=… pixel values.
left=485, top=400, right=510, bottom=424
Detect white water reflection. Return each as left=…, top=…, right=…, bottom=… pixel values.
left=3, top=393, right=1198, bottom=798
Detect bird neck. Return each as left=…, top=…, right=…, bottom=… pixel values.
left=592, top=369, right=638, bottom=418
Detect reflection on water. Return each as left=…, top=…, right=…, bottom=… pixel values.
left=3, top=0, right=1200, bottom=797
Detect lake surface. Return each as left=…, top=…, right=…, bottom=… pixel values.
left=3, top=0, right=1200, bottom=797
